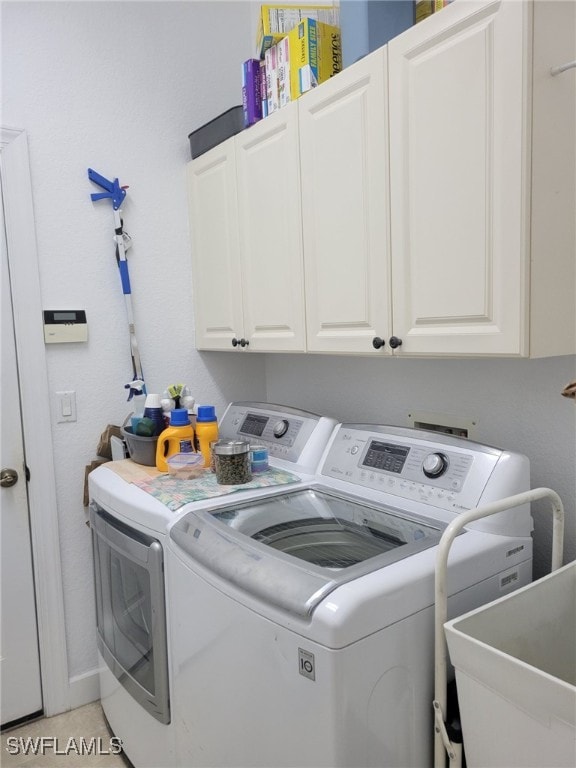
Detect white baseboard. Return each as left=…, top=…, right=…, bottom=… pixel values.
left=68, top=667, right=101, bottom=710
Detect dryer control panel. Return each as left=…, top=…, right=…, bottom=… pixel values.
left=320, top=424, right=528, bottom=517
left=219, top=402, right=337, bottom=469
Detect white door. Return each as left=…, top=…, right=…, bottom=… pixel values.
left=236, top=102, right=306, bottom=352
left=299, top=48, right=392, bottom=354
left=188, top=138, right=244, bottom=350
left=0, top=180, right=43, bottom=725
left=388, top=0, right=528, bottom=355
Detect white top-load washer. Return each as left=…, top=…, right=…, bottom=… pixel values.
left=88, top=402, right=337, bottom=768
left=167, top=422, right=534, bottom=768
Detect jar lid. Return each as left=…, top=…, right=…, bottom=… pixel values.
left=213, top=440, right=250, bottom=455
left=197, top=405, right=217, bottom=422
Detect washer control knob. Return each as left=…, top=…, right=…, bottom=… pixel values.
left=423, top=453, right=449, bottom=478
left=273, top=419, right=289, bottom=438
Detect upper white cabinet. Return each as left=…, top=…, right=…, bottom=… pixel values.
left=388, top=0, right=575, bottom=356
left=188, top=138, right=243, bottom=351
left=188, top=0, right=575, bottom=357
left=236, top=103, right=306, bottom=352
left=299, top=48, right=392, bottom=353
left=188, top=103, right=306, bottom=352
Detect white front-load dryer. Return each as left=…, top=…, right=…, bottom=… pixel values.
left=167, top=424, right=534, bottom=768
left=88, top=402, right=337, bottom=768
left=89, top=467, right=177, bottom=768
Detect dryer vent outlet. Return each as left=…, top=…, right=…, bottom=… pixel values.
left=407, top=411, right=477, bottom=440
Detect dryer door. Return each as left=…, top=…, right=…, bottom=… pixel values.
left=170, top=486, right=445, bottom=618
left=90, top=503, right=170, bottom=724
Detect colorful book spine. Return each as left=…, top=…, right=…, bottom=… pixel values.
left=276, top=36, right=291, bottom=107
left=242, top=58, right=263, bottom=127
left=260, top=59, right=268, bottom=118
left=264, top=44, right=279, bottom=115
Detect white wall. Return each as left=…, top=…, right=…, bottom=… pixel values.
left=3, top=0, right=575, bottom=703
left=265, top=354, right=576, bottom=577
left=2, top=0, right=265, bottom=686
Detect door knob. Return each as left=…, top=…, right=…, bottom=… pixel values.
left=389, top=336, right=403, bottom=349
left=231, top=338, right=239, bottom=347
left=1, top=468, right=19, bottom=488
left=239, top=338, right=249, bottom=347
left=372, top=337, right=386, bottom=350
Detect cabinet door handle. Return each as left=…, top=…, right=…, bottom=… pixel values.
left=372, top=337, right=386, bottom=350
left=231, top=338, right=239, bottom=347
left=239, top=338, right=249, bottom=348
left=389, top=336, right=403, bottom=349
left=551, top=60, right=576, bottom=76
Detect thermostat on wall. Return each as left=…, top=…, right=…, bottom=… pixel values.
left=43, top=310, right=88, bottom=343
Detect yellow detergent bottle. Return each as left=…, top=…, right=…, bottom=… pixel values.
left=156, top=408, right=195, bottom=472
left=195, top=405, right=219, bottom=468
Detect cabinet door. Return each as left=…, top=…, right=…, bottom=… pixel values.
left=299, top=48, right=392, bottom=354
left=389, top=0, right=529, bottom=355
left=188, top=139, right=243, bottom=350
left=236, top=103, right=306, bottom=351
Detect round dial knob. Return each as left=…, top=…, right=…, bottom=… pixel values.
left=422, top=453, right=448, bottom=478
left=273, top=419, right=289, bottom=438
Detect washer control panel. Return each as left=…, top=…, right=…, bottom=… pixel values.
left=321, top=424, right=504, bottom=513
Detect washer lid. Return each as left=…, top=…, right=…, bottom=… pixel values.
left=169, top=486, right=445, bottom=618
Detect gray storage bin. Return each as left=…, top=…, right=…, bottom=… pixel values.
left=188, top=106, right=244, bottom=159
left=121, top=426, right=158, bottom=467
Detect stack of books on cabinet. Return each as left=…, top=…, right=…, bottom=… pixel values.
left=189, top=2, right=457, bottom=159
left=242, top=4, right=342, bottom=127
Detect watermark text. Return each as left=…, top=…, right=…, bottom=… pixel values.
left=5, top=736, right=123, bottom=756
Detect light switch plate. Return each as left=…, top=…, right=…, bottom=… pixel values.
left=56, top=390, right=77, bottom=423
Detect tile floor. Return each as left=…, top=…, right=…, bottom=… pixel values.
left=1, top=702, right=131, bottom=767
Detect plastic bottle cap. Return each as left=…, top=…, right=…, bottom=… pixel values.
left=144, top=393, right=162, bottom=409
left=170, top=408, right=191, bottom=426
left=197, top=405, right=217, bottom=422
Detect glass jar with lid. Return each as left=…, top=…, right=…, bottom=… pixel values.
left=213, top=440, right=252, bottom=485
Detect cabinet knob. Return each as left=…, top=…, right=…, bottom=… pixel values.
left=372, top=337, right=386, bottom=350
left=389, top=336, right=403, bottom=349
left=239, top=338, right=249, bottom=348
left=231, top=338, right=239, bottom=347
